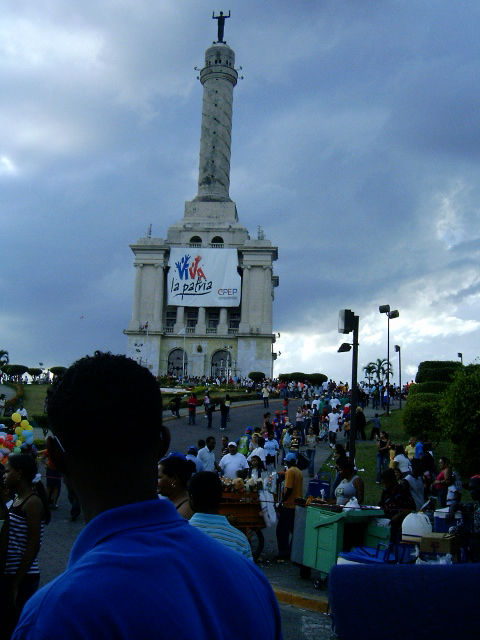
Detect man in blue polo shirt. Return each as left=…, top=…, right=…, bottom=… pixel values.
left=13, top=352, right=282, bottom=640
left=189, top=471, right=253, bottom=560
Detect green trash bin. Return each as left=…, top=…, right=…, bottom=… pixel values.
left=303, top=508, right=344, bottom=575
left=303, top=506, right=386, bottom=577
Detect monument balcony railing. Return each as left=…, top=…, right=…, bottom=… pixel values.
left=189, top=243, right=202, bottom=248
left=186, top=327, right=196, bottom=334
left=206, top=327, right=217, bottom=334
left=228, top=328, right=238, bottom=335
left=210, top=243, right=224, bottom=248
left=164, top=326, right=174, bottom=333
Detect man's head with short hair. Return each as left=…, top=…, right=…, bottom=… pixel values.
left=46, top=351, right=170, bottom=521
left=47, top=351, right=166, bottom=457
left=206, top=436, right=216, bottom=451
left=188, top=471, right=222, bottom=514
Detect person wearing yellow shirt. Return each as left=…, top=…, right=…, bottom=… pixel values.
left=405, top=437, right=416, bottom=461
left=276, top=453, right=303, bottom=561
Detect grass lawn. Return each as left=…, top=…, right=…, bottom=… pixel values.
left=22, top=384, right=49, bottom=416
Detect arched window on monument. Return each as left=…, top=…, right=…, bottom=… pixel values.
left=189, top=236, right=202, bottom=247
left=211, top=236, right=224, bottom=248
left=211, top=349, right=232, bottom=379
left=168, top=348, right=187, bottom=377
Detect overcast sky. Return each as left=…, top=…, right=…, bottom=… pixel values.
left=2, top=0, right=479, bottom=383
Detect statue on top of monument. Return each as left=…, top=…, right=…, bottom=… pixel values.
left=212, top=10, right=230, bottom=43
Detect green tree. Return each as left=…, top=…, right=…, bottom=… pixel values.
left=28, top=367, right=43, bottom=381
left=366, top=358, right=392, bottom=386
left=363, top=362, right=376, bottom=385
left=49, top=366, right=67, bottom=378
left=248, top=371, right=265, bottom=384
left=3, top=364, right=28, bottom=381
left=304, top=373, right=328, bottom=386
left=439, top=364, right=480, bottom=478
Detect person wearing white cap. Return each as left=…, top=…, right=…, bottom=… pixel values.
left=219, top=442, right=249, bottom=478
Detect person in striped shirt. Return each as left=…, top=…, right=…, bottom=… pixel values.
left=188, top=471, right=253, bottom=560
left=3, top=454, right=50, bottom=636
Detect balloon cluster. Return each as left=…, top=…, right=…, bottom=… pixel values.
left=0, top=412, right=35, bottom=464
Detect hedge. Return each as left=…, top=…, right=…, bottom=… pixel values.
left=402, top=392, right=442, bottom=440
left=417, top=360, right=462, bottom=371
left=278, top=372, right=327, bottom=385
left=407, top=381, right=449, bottom=396
left=415, top=367, right=461, bottom=383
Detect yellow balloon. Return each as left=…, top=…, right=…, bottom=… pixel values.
left=12, top=413, right=21, bottom=423
left=15, top=426, right=23, bottom=436
left=25, top=425, right=33, bottom=431
left=21, top=420, right=29, bottom=429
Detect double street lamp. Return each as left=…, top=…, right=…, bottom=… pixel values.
left=379, top=305, right=399, bottom=416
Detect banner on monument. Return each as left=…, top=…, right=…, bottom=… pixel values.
left=167, top=248, right=241, bottom=307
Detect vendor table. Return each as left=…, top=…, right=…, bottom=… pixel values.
left=218, top=491, right=266, bottom=560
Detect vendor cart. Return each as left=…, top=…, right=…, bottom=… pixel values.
left=218, top=491, right=266, bottom=560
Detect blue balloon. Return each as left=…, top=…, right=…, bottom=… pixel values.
left=12, top=434, right=18, bottom=442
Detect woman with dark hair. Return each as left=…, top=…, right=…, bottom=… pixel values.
left=247, top=455, right=266, bottom=482
left=157, top=456, right=196, bottom=519
left=2, top=454, right=50, bottom=637
left=334, top=459, right=364, bottom=506
left=393, top=444, right=412, bottom=477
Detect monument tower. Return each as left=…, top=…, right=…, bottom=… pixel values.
left=125, top=13, right=278, bottom=379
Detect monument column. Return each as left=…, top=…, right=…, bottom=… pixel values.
left=239, top=266, right=250, bottom=332
left=261, top=266, right=273, bottom=333
left=152, top=265, right=164, bottom=330
left=131, top=263, right=144, bottom=327
left=196, top=306, right=207, bottom=334
left=218, top=307, right=228, bottom=335
left=174, top=306, right=185, bottom=333
left=196, top=40, right=238, bottom=201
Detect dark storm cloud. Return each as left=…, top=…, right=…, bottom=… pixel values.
left=1, top=0, right=479, bottom=379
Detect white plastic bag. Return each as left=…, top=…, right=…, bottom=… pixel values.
left=259, top=489, right=277, bottom=527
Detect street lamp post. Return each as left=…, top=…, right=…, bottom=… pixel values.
left=379, top=305, right=399, bottom=416
left=338, top=309, right=359, bottom=462
left=458, top=352, right=463, bottom=365
left=395, top=344, right=402, bottom=410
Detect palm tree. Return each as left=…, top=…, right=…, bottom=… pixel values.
left=363, top=363, right=375, bottom=386
left=371, top=358, right=393, bottom=387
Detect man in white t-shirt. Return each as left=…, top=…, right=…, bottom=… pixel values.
left=219, top=442, right=249, bottom=478
left=197, top=436, right=219, bottom=472
left=329, top=397, right=341, bottom=410
left=327, top=408, right=342, bottom=447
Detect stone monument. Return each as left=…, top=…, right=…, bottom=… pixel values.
left=125, top=14, right=278, bottom=379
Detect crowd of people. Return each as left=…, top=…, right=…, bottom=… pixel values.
left=0, top=361, right=479, bottom=639
left=1, top=352, right=282, bottom=639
